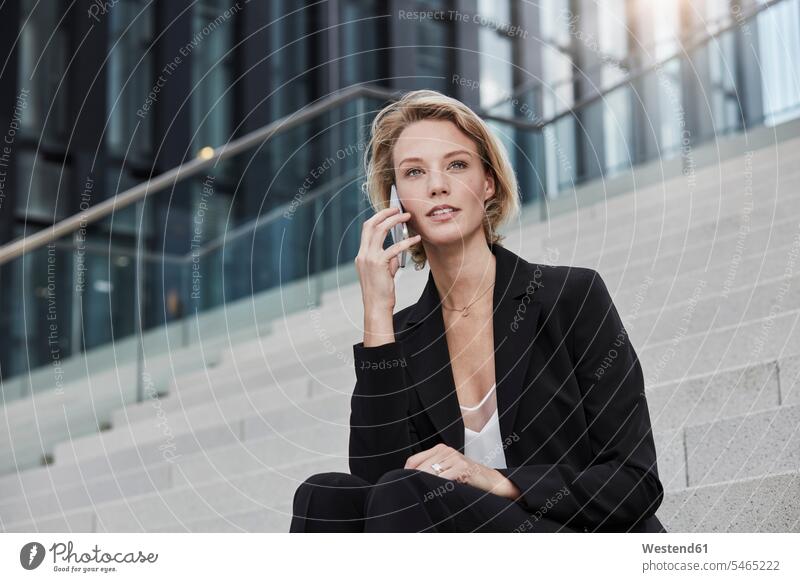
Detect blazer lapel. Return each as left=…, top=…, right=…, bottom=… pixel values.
left=398, top=243, right=543, bottom=454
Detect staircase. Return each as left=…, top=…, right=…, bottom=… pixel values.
left=1, top=132, right=799, bottom=533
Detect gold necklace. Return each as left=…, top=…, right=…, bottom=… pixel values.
left=441, top=280, right=495, bottom=318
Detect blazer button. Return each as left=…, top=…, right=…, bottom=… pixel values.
left=583, top=526, right=588, bottom=532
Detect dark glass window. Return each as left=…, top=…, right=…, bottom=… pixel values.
left=107, top=0, right=154, bottom=163
left=17, top=0, right=68, bottom=146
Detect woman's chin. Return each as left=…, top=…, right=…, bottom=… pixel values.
left=419, top=230, right=475, bottom=248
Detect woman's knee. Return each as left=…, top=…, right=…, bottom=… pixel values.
left=291, top=472, right=371, bottom=532
left=366, top=468, right=430, bottom=511
left=293, top=472, right=369, bottom=508
left=375, top=467, right=428, bottom=486
left=295, top=472, right=371, bottom=511
left=301, top=471, right=369, bottom=489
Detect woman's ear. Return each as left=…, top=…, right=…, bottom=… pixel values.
left=484, top=172, right=496, bottom=203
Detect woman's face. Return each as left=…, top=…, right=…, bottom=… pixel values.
left=391, top=119, right=495, bottom=247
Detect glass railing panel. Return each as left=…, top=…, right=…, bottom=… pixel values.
left=755, top=0, right=800, bottom=125
left=600, top=84, right=635, bottom=179
left=0, top=232, right=76, bottom=382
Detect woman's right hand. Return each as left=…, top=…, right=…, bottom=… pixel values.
left=354, top=207, right=421, bottom=313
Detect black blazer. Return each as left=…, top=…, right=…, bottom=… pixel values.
left=349, top=242, right=666, bottom=533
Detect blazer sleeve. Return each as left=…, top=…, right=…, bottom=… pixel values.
left=348, top=340, right=419, bottom=484
left=495, top=269, right=664, bottom=530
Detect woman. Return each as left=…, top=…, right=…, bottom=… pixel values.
left=290, top=90, right=665, bottom=533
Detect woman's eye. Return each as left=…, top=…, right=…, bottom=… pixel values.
left=406, top=160, right=468, bottom=176
left=449, top=160, right=468, bottom=170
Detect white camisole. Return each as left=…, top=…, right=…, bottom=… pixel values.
left=459, top=382, right=508, bottom=469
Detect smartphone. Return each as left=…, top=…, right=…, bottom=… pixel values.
left=389, top=184, right=409, bottom=268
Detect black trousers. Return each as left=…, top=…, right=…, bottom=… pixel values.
left=289, top=468, right=578, bottom=533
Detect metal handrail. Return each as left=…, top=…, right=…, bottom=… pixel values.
left=0, top=0, right=784, bottom=266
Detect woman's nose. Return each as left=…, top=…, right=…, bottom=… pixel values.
left=427, top=169, right=448, bottom=196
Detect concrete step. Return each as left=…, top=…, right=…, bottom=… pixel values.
left=576, top=212, right=797, bottom=291
left=0, top=454, right=347, bottom=533
left=6, top=384, right=799, bottom=528
left=201, top=196, right=796, bottom=376
left=610, top=240, right=798, bottom=317
left=685, top=403, right=800, bottom=487
left=72, top=303, right=800, bottom=467
left=167, top=470, right=800, bottom=533
left=53, top=391, right=351, bottom=467
left=7, top=252, right=792, bottom=472
left=110, top=366, right=353, bottom=427
left=545, top=166, right=799, bottom=253
left=106, top=347, right=795, bottom=483
left=0, top=342, right=225, bottom=474
left=154, top=481, right=800, bottom=533
left=655, top=399, right=800, bottom=491
left=1, top=333, right=225, bottom=424
left=115, top=244, right=799, bottom=429
left=658, top=470, right=800, bottom=532
left=630, top=271, right=800, bottom=349
left=0, top=409, right=351, bottom=499
left=92, top=455, right=348, bottom=532
left=638, top=305, right=800, bottom=386
left=1, top=506, right=97, bottom=533
left=152, top=341, right=356, bottom=413
left=149, top=219, right=797, bottom=400
left=189, top=218, right=800, bottom=375
left=102, top=347, right=787, bottom=490
left=647, top=356, right=784, bottom=433
left=579, top=208, right=798, bottom=278
left=103, top=334, right=790, bottom=473
left=4, top=292, right=797, bottom=506
left=39, top=350, right=800, bottom=476
left=542, top=134, right=800, bottom=241
left=149, top=503, right=295, bottom=532
left=0, top=347, right=350, bottom=473
left=8, top=467, right=795, bottom=533
left=0, top=421, right=350, bottom=526
left=134, top=354, right=355, bottom=426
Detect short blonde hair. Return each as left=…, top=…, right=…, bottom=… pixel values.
left=363, top=90, right=520, bottom=270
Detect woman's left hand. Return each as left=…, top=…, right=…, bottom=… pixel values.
left=404, top=443, right=520, bottom=500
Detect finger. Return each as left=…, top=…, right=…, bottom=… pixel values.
left=435, top=467, right=463, bottom=482
left=429, top=457, right=462, bottom=480
left=359, top=208, right=401, bottom=253
left=366, top=207, right=401, bottom=226
left=418, top=464, right=448, bottom=478
left=362, top=212, right=410, bottom=257
left=405, top=445, right=445, bottom=470
left=405, top=450, right=438, bottom=470
left=366, top=208, right=405, bottom=235
left=370, top=211, right=412, bottom=250
left=409, top=450, right=454, bottom=476
left=416, top=456, right=452, bottom=477
left=389, top=255, right=399, bottom=278
left=384, top=234, right=421, bottom=260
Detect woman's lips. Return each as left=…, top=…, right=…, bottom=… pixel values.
left=427, top=208, right=460, bottom=222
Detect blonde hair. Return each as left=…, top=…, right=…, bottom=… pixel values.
left=363, top=89, right=520, bottom=270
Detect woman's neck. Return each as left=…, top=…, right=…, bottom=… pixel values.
left=426, top=238, right=496, bottom=310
